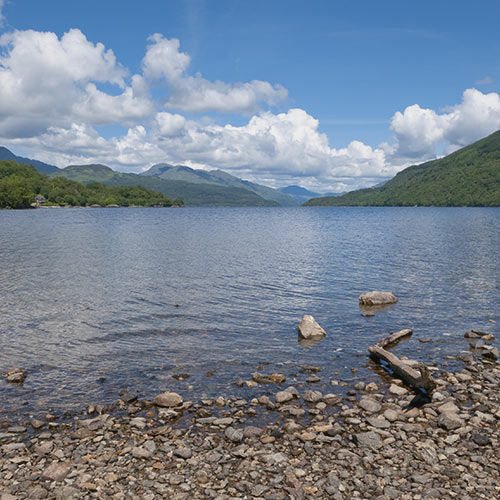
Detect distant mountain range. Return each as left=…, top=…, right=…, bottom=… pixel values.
left=305, top=129, right=500, bottom=207
left=278, top=185, right=341, bottom=204
left=0, top=147, right=306, bottom=207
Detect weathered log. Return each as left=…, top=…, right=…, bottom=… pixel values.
left=376, top=329, right=412, bottom=349
left=368, top=345, right=435, bottom=394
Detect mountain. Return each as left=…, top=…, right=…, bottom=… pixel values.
left=141, top=163, right=299, bottom=206
left=304, top=130, right=500, bottom=207
left=51, top=164, right=117, bottom=183
left=0, top=147, right=60, bottom=175
left=279, top=185, right=320, bottom=204
left=51, top=164, right=278, bottom=207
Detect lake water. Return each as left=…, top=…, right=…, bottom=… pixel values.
left=1, top=207, right=499, bottom=421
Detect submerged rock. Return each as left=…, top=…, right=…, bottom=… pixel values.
left=252, top=372, right=286, bottom=384
left=359, top=291, right=398, bottom=306
left=297, top=315, right=326, bottom=339
left=4, top=367, right=27, bottom=384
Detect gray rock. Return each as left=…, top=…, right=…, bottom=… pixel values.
left=366, top=416, right=391, bottom=429
left=358, top=291, right=398, bottom=306
left=438, top=412, right=464, bottom=431
left=224, top=426, right=243, bottom=443
left=174, top=447, right=192, bottom=459
left=276, top=391, right=294, bottom=403
left=359, top=397, right=382, bottom=413
left=154, top=392, right=183, bottom=407
left=297, top=315, right=326, bottom=339
left=355, top=431, right=383, bottom=450
left=303, top=390, right=323, bottom=403
left=471, top=432, right=490, bottom=446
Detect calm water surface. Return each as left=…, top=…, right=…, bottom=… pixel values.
left=1, top=207, right=499, bottom=420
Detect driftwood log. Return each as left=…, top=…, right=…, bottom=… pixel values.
left=368, top=329, right=436, bottom=394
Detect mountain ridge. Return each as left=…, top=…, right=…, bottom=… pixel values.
left=0, top=147, right=295, bottom=207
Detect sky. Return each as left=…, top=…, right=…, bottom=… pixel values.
left=1, top=0, right=500, bottom=193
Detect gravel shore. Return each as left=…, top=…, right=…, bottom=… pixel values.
left=1, top=351, right=499, bottom=500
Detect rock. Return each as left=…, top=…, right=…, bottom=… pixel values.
left=132, top=440, right=156, bottom=459
left=465, top=330, right=495, bottom=341
left=366, top=416, right=391, bottom=429
left=438, top=412, right=464, bottom=431
left=389, top=383, right=408, bottom=396
left=299, top=365, right=321, bottom=373
left=42, top=462, right=72, bottom=481
left=31, top=419, right=45, bottom=430
left=242, top=426, right=264, bottom=439
left=358, top=291, right=398, bottom=306
left=284, top=386, right=300, bottom=397
left=482, top=346, right=499, bottom=360
left=361, top=310, right=375, bottom=317
left=354, top=431, right=383, bottom=450
left=154, top=392, right=183, bottom=407
left=359, top=397, right=382, bottom=413
left=252, top=372, right=286, bottom=384
left=437, top=401, right=460, bottom=414
left=276, top=391, right=294, bottom=403
left=4, top=367, right=27, bottom=384
left=365, top=382, right=378, bottom=392
left=323, top=393, right=342, bottom=405
left=297, top=315, right=326, bottom=339
left=471, top=432, right=490, bottom=446
left=383, top=409, right=399, bottom=422
left=174, top=447, right=192, bottom=459
left=303, top=390, right=323, bottom=403
left=224, top=426, right=243, bottom=443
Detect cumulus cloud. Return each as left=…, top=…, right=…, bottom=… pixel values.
left=142, top=34, right=288, bottom=113
left=4, top=108, right=391, bottom=191
left=390, top=88, right=500, bottom=162
left=0, top=29, right=152, bottom=135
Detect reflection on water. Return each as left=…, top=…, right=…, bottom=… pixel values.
left=0, top=207, right=499, bottom=419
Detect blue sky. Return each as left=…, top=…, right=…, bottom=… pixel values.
left=1, top=0, right=500, bottom=192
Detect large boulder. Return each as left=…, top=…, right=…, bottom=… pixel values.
left=359, top=291, right=398, bottom=306
left=297, top=315, right=326, bottom=339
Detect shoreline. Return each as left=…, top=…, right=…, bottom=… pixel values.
left=1, top=349, right=499, bottom=499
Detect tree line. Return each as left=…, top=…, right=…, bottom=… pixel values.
left=0, top=161, right=182, bottom=209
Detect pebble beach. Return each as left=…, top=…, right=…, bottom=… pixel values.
left=1, top=335, right=500, bottom=500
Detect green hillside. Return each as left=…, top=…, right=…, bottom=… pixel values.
left=53, top=164, right=279, bottom=206
left=305, top=130, right=500, bottom=207
left=0, top=161, right=172, bottom=209
left=107, top=175, right=279, bottom=207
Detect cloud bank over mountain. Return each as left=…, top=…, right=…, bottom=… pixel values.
left=1, top=27, right=499, bottom=192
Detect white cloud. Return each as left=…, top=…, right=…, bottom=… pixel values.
left=155, top=112, right=186, bottom=137
left=4, top=108, right=391, bottom=191
left=0, top=29, right=152, bottom=135
left=390, top=88, right=500, bottom=162
left=142, top=34, right=288, bottom=113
